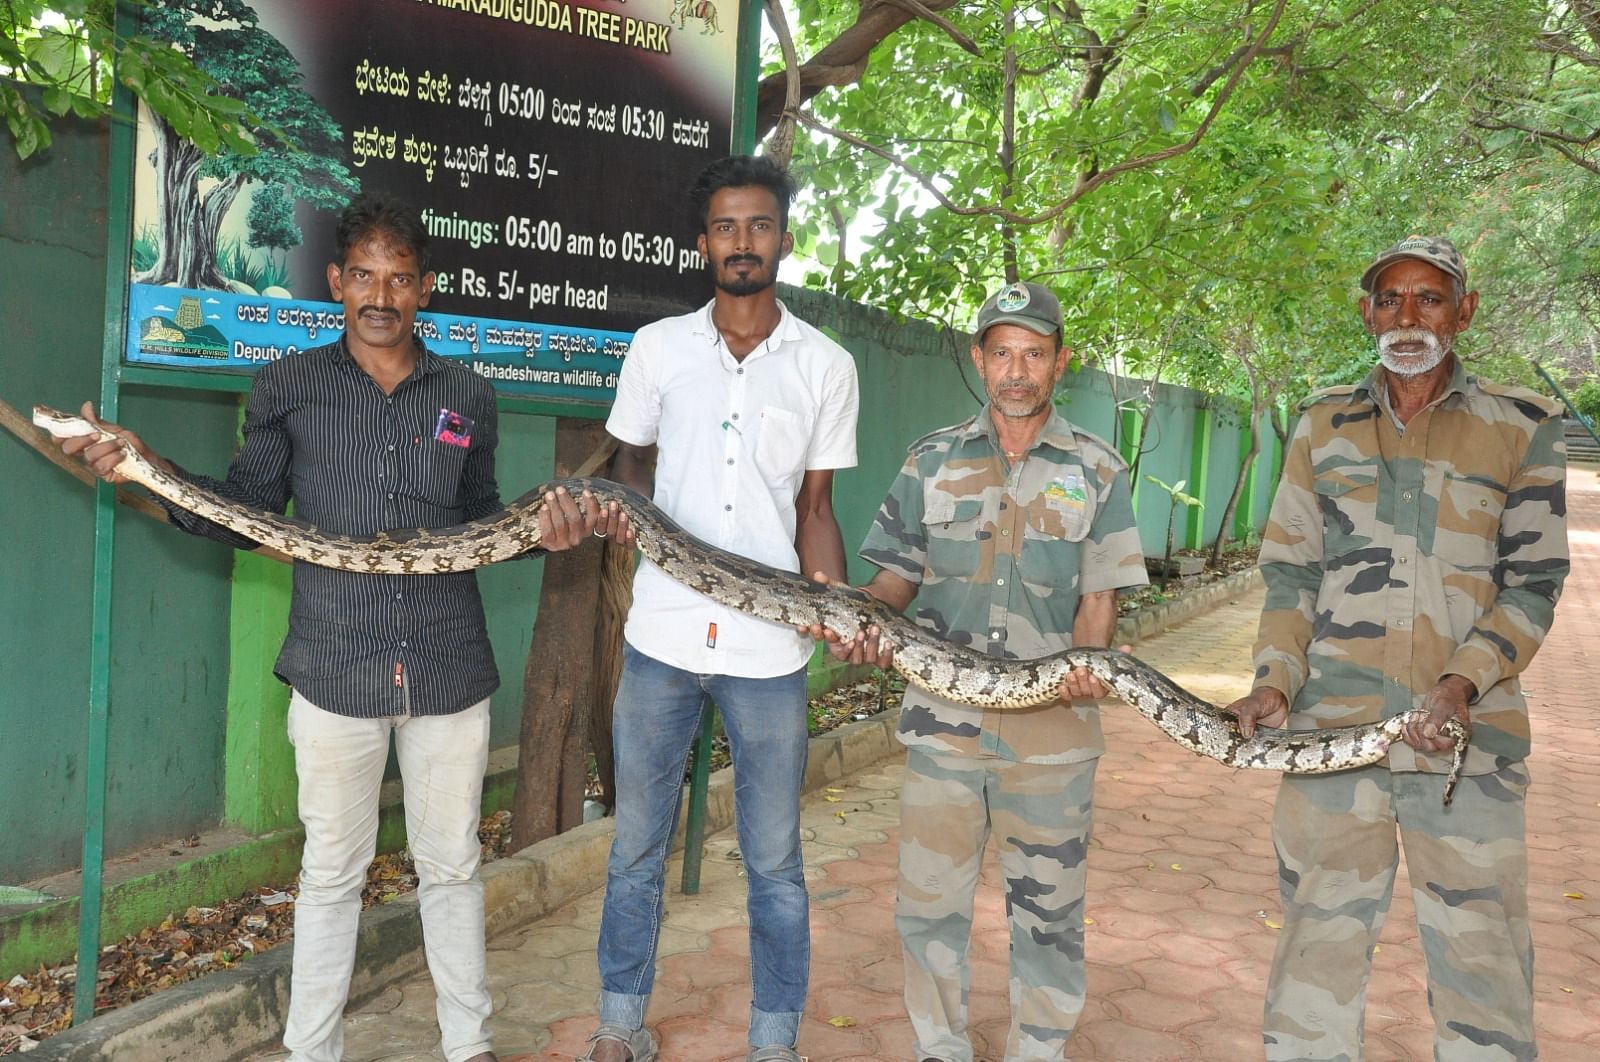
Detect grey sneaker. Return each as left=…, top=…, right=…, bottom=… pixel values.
left=576, top=1023, right=657, bottom=1062
left=747, top=1048, right=805, bottom=1062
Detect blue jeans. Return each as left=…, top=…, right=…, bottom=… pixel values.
left=597, top=643, right=811, bottom=1048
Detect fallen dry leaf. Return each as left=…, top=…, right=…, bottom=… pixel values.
left=826, top=1016, right=857, bottom=1028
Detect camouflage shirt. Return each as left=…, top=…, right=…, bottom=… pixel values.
left=860, top=406, right=1148, bottom=765
left=1252, top=360, right=1568, bottom=774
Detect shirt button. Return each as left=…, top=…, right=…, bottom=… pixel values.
left=996, top=578, right=1005, bottom=586
left=991, top=630, right=1002, bottom=640
left=731, top=412, right=739, bottom=420
left=388, top=444, right=395, bottom=452
left=388, top=492, right=395, bottom=499
left=737, top=367, right=744, bottom=375
left=395, top=593, right=403, bottom=600
left=400, top=640, right=407, bottom=648
left=1398, top=556, right=1407, bottom=564
left=1001, top=528, right=1011, bottom=536
left=1402, top=491, right=1412, bottom=500
left=724, top=504, right=733, bottom=511
left=727, top=458, right=734, bottom=465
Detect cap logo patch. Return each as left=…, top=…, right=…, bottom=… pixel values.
left=996, top=284, right=1031, bottom=312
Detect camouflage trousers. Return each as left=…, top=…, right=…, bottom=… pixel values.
left=1264, top=761, right=1534, bottom=1061
left=897, top=748, right=1097, bottom=1062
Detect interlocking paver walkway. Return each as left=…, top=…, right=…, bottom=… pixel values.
left=271, top=469, right=1600, bottom=1062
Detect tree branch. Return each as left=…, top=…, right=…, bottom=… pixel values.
left=753, top=0, right=964, bottom=137
left=879, top=0, right=980, bottom=56
left=762, top=0, right=802, bottom=167
left=1472, top=114, right=1600, bottom=147
left=1550, top=139, right=1600, bottom=176
left=1534, top=29, right=1600, bottom=68
left=798, top=0, right=1289, bottom=228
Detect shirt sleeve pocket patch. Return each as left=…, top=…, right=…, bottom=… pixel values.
left=923, top=496, right=985, bottom=577
left=1435, top=473, right=1507, bottom=569
left=1312, top=465, right=1378, bottom=556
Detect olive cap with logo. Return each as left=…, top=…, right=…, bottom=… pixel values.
left=974, top=281, right=1063, bottom=340
left=1360, top=235, right=1468, bottom=293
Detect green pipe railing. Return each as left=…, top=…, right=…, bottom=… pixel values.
left=72, top=0, right=140, bottom=1025
left=1532, top=363, right=1600, bottom=454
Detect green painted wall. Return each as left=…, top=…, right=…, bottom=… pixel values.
left=3, top=114, right=240, bottom=884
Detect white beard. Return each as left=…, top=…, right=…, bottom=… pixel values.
left=1377, top=327, right=1447, bottom=376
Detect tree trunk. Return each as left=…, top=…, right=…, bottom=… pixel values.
left=509, top=419, right=610, bottom=852
left=134, top=118, right=229, bottom=290
left=1127, top=387, right=1158, bottom=486
left=1210, top=402, right=1263, bottom=569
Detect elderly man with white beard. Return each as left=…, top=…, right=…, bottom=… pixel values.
left=1228, top=236, right=1570, bottom=1061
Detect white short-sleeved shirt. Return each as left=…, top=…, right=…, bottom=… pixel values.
left=607, top=299, right=860, bottom=676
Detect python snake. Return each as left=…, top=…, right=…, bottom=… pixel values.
left=33, top=404, right=1468, bottom=804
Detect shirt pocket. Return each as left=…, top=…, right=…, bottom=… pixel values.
left=1435, top=472, right=1506, bottom=571
left=1312, top=466, right=1379, bottom=559
left=923, top=495, right=986, bottom=578
left=754, top=405, right=810, bottom=487
left=1018, top=504, right=1087, bottom=598
left=398, top=438, right=469, bottom=509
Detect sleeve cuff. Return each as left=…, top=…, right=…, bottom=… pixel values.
left=1442, top=642, right=1503, bottom=702
left=1253, top=657, right=1301, bottom=704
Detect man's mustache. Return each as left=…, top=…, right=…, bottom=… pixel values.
left=357, top=306, right=401, bottom=321
left=723, top=254, right=763, bottom=269
left=1381, top=327, right=1438, bottom=346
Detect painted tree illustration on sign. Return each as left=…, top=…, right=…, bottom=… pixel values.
left=247, top=183, right=301, bottom=273
left=137, top=0, right=357, bottom=291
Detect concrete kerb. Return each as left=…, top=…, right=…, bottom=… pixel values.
left=28, top=569, right=1260, bottom=1060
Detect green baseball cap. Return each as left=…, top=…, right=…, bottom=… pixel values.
left=1361, top=235, right=1468, bottom=293
left=975, top=281, right=1062, bottom=340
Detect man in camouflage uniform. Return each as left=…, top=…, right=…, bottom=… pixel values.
left=811, top=281, right=1148, bottom=1062
left=1231, top=236, right=1569, bottom=1061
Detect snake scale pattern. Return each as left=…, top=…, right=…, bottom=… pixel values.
left=34, top=404, right=1468, bottom=803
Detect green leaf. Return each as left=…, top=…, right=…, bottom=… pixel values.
left=187, top=109, right=221, bottom=154
left=24, top=30, right=83, bottom=84
left=7, top=108, right=49, bottom=160
left=203, top=94, right=249, bottom=116
left=41, top=87, right=75, bottom=117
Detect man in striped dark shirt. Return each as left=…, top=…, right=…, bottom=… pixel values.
left=56, top=195, right=594, bottom=1062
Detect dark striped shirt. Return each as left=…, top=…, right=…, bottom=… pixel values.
left=160, top=338, right=503, bottom=718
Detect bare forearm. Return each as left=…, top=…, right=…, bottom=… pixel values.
left=1072, top=589, right=1118, bottom=648
left=860, top=569, right=917, bottom=613
left=794, top=469, right=846, bottom=583
left=610, top=440, right=656, bottom=499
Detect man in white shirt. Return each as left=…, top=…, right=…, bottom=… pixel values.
left=573, top=156, right=860, bottom=1062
